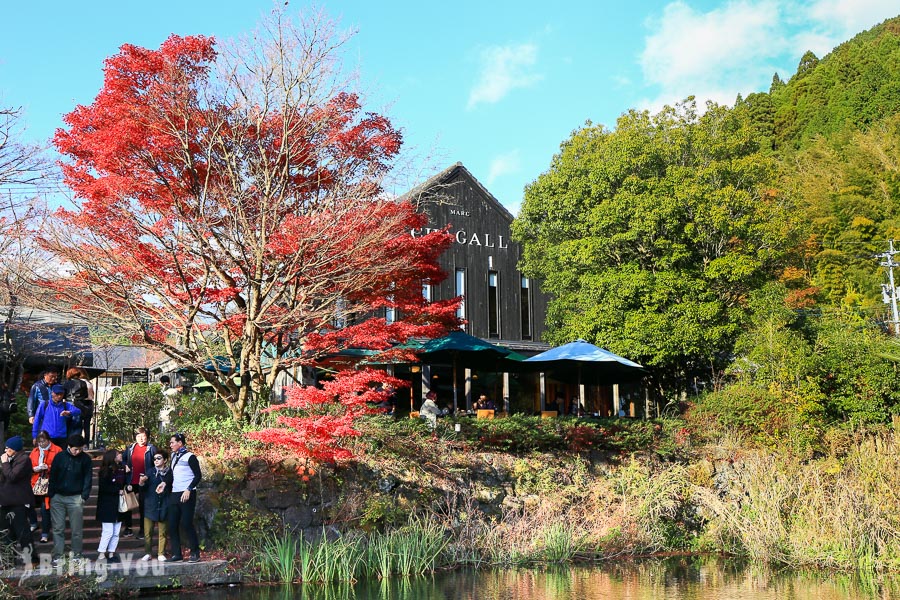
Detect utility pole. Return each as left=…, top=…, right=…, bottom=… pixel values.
left=878, top=240, right=900, bottom=336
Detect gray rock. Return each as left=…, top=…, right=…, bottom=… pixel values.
left=264, top=489, right=297, bottom=510
left=283, top=505, right=314, bottom=530
left=377, top=476, right=398, bottom=493
left=248, top=458, right=269, bottom=474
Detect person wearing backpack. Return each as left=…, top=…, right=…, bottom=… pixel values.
left=27, top=371, right=57, bottom=425
left=32, top=385, right=81, bottom=449
left=64, top=368, right=94, bottom=449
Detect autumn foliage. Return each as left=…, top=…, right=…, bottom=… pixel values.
left=247, top=368, right=405, bottom=463
left=45, top=15, right=458, bottom=422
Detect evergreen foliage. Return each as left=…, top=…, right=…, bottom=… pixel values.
left=771, top=17, right=900, bottom=149
left=514, top=15, right=900, bottom=418
left=514, top=98, right=796, bottom=392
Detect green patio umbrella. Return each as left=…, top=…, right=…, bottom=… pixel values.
left=417, top=330, right=512, bottom=411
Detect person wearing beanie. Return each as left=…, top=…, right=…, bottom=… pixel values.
left=48, top=434, right=93, bottom=564
left=0, top=436, right=37, bottom=564
left=32, top=384, right=81, bottom=448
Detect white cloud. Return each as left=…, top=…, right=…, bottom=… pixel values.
left=467, top=43, right=542, bottom=109
left=806, top=0, right=898, bottom=40
left=487, top=150, right=522, bottom=185
left=640, top=0, right=784, bottom=108
left=638, top=0, right=899, bottom=110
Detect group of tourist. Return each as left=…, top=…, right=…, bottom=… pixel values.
left=0, top=383, right=203, bottom=567
left=25, top=368, right=95, bottom=449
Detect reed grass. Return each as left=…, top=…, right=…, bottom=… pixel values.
left=256, top=518, right=449, bottom=584
left=540, top=522, right=581, bottom=563
left=694, top=434, right=900, bottom=570
left=256, top=533, right=300, bottom=583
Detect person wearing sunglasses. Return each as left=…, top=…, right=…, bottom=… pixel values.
left=139, top=451, right=171, bottom=562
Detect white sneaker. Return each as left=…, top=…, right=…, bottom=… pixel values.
left=141, top=554, right=152, bottom=561
left=157, top=555, right=167, bottom=562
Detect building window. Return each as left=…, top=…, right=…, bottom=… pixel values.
left=422, top=283, right=432, bottom=303
left=333, top=297, right=347, bottom=329
left=455, top=268, right=466, bottom=326
left=521, top=275, right=532, bottom=340
left=488, top=270, right=500, bottom=338
left=385, top=305, right=396, bottom=325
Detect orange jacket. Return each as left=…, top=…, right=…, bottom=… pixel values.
left=30, top=442, right=62, bottom=489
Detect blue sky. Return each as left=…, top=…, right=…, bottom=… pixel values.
left=1, top=0, right=898, bottom=213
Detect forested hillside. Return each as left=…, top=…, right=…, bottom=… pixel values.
left=770, top=17, right=900, bottom=150
left=515, top=14, right=900, bottom=426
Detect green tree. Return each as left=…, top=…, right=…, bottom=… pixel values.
left=731, top=283, right=900, bottom=424
left=97, top=383, right=166, bottom=446
left=785, top=114, right=900, bottom=310
left=513, top=99, right=796, bottom=398
left=771, top=17, right=900, bottom=149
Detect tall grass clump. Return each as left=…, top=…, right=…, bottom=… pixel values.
left=256, top=533, right=300, bottom=583
left=694, top=433, right=900, bottom=570
left=259, top=520, right=450, bottom=585
left=364, top=518, right=449, bottom=577
left=306, top=535, right=364, bottom=583
left=539, top=522, right=581, bottom=563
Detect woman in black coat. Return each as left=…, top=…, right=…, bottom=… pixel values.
left=0, top=436, right=36, bottom=564
left=95, top=449, right=126, bottom=561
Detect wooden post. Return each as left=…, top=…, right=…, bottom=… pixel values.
left=502, top=372, right=510, bottom=413
left=613, top=384, right=621, bottom=417
left=644, top=387, right=651, bottom=420
left=539, top=373, right=546, bottom=412
left=464, top=368, right=473, bottom=411
left=421, top=365, right=431, bottom=400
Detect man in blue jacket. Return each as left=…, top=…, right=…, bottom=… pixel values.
left=28, top=371, right=57, bottom=425
left=32, top=385, right=81, bottom=448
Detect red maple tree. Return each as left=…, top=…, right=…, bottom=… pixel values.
left=247, top=368, right=407, bottom=463
left=45, top=13, right=458, bottom=421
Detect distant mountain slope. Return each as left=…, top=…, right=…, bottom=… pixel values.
left=768, top=16, right=900, bottom=150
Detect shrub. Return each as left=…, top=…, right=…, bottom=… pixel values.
left=170, top=391, right=231, bottom=431
left=97, top=383, right=166, bottom=446
left=209, top=494, right=279, bottom=552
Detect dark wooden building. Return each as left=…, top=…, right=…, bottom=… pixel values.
left=407, top=163, right=551, bottom=348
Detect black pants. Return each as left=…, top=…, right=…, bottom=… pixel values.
left=167, top=493, right=199, bottom=557
left=1, top=505, right=34, bottom=555
left=81, top=413, right=93, bottom=446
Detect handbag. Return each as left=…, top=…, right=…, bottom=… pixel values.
left=119, top=489, right=139, bottom=513
left=32, top=474, right=49, bottom=496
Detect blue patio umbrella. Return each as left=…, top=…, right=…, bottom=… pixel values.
left=524, top=339, right=646, bottom=411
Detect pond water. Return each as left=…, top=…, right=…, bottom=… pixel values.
left=149, top=559, right=900, bottom=600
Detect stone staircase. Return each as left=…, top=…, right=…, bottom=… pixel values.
left=32, top=451, right=149, bottom=561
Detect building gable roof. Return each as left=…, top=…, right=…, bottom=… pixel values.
left=402, top=162, right=516, bottom=223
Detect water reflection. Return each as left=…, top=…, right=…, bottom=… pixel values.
left=151, top=558, right=900, bottom=600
